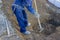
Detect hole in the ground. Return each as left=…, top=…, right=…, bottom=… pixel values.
left=32, top=19, right=57, bottom=35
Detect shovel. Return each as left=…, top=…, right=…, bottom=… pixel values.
left=34, top=0, right=44, bottom=32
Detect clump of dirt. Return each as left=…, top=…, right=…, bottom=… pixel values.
left=41, top=23, right=56, bottom=35
left=32, top=22, right=40, bottom=34
left=33, top=20, right=56, bottom=35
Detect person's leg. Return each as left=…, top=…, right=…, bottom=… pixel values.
left=12, top=6, right=26, bottom=33
left=22, top=10, right=31, bottom=27
left=22, top=10, right=28, bottom=27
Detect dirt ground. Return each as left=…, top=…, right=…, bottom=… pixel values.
left=2, top=0, right=60, bottom=40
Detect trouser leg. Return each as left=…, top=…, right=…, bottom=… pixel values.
left=12, top=6, right=27, bottom=33
left=22, top=10, right=28, bottom=27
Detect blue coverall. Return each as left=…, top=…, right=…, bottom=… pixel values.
left=12, top=0, right=36, bottom=33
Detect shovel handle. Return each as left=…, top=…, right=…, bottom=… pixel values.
left=34, top=0, right=42, bottom=29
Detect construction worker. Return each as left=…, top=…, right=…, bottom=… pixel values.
left=12, top=0, right=40, bottom=35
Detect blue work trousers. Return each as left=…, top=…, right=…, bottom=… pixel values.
left=12, top=6, right=28, bottom=33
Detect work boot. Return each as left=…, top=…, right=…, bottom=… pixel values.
left=23, top=31, right=31, bottom=35
left=27, top=23, right=31, bottom=27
